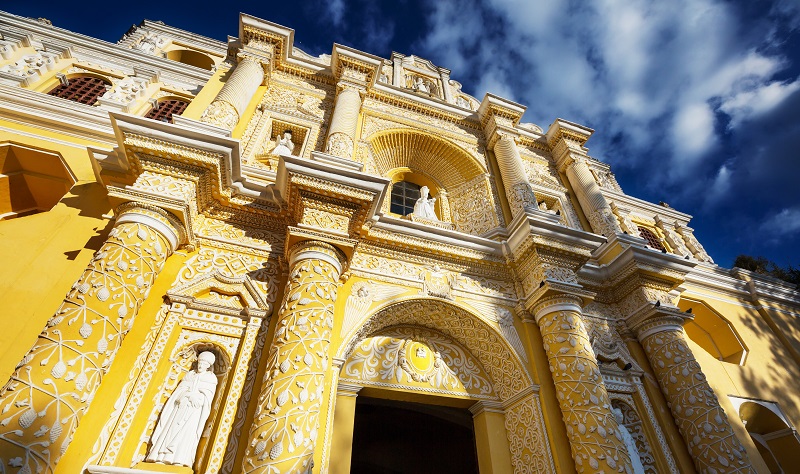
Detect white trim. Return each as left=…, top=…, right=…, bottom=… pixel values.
left=534, top=301, right=582, bottom=322
left=290, top=249, right=342, bottom=276
left=115, top=212, right=179, bottom=252
left=638, top=324, right=683, bottom=340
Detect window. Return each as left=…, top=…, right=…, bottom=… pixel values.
left=637, top=226, right=666, bottom=251
left=146, top=99, right=189, bottom=123
left=47, top=76, right=109, bottom=105
left=390, top=181, right=421, bottom=216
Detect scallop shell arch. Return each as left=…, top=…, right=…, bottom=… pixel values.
left=366, top=129, right=487, bottom=191
left=336, top=297, right=532, bottom=402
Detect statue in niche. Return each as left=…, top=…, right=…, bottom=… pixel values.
left=412, top=186, right=438, bottom=221
left=272, top=130, right=295, bottom=156
left=613, top=407, right=646, bottom=474
left=147, top=351, right=218, bottom=467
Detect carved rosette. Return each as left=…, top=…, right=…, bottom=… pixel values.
left=201, top=100, right=239, bottom=130
left=534, top=296, right=632, bottom=473
left=243, top=241, right=345, bottom=474
left=0, top=205, right=183, bottom=474
left=634, top=316, right=754, bottom=473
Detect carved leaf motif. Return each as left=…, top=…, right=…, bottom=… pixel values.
left=18, top=409, right=37, bottom=429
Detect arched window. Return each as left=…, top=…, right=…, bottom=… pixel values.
left=47, top=76, right=109, bottom=105
left=390, top=181, right=421, bottom=216
left=637, top=226, right=666, bottom=252
left=146, top=99, right=190, bottom=123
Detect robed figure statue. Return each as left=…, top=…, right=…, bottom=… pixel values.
left=412, top=186, right=438, bottom=221
left=147, top=351, right=218, bottom=466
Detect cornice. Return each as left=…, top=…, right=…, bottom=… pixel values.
left=0, top=85, right=115, bottom=144
left=0, top=12, right=214, bottom=87
left=600, top=188, right=693, bottom=223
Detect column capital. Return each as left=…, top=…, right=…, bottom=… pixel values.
left=626, top=304, right=692, bottom=341
left=237, top=48, right=272, bottom=85
left=336, top=382, right=363, bottom=398
left=531, top=292, right=588, bottom=322
left=115, top=201, right=186, bottom=253
left=287, top=239, right=348, bottom=276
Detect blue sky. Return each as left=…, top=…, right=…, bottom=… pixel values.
left=7, top=0, right=800, bottom=269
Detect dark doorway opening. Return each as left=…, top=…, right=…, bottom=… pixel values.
left=350, top=396, right=479, bottom=474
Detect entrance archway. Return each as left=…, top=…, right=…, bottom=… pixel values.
left=351, top=396, right=479, bottom=474
left=327, top=298, right=556, bottom=474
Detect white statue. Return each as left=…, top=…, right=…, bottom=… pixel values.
left=613, top=408, right=646, bottom=474
left=412, top=186, right=438, bottom=220
left=413, top=77, right=429, bottom=94
left=147, top=351, right=218, bottom=467
left=272, top=130, right=295, bottom=156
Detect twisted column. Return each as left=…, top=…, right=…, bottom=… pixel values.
left=562, top=157, right=621, bottom=238
left=201, top=54, right=267, bottom=130
left=0, top=204, right=183, bottom=474
left=533, top=295, right=632, bottom=473
left=243, top=241, right=346, bottom=473
left=631, top=312, right=755, bottom=473
left=493, top=134, right=537, bottom=217
left=325, top=85, right=362, bottom=159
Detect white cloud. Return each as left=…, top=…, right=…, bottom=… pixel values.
left=418, top=0, right=800, bottom=203
left=761, top=207, right=800, bottom=237
left=325, top=0, right=345, bottom=27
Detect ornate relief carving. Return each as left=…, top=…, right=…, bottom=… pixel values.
left=342, top=326, right=495, bottom=398
left=201, top=100, right=239, bottom=130
left=341, top=300, right=530, bottom=401
left=504, top=392, right=556, bottom=474
left=449, top=175, right=500, bottom=235
left=325, top=132, right=353, bottom=159
left=341, top=281, right=408, bottom=337
left=589, top=207, right=622, bottom=239
left=132, top=171, right=196, bottom=201
left=675, top=224, right=714, bottom=263
left=300, top=207, right=349, bottom=234
left=260, top=84, right=325, bottom=120
left=194, top=215, right=284, bottom=251
left=419, top=265, right=458, bottom=300
left=176, top=245, right=280, bottom=313
left=0, top=221, right=172, bottom=474
left=463, top=300, right=527, bottom=363
left=640, top=327, right=754, bottom=473
left=536, top=306, right=633, bottom=473
left=610, top=398, right=656, bottom=474
left=243, top=245, right=342, bottom=473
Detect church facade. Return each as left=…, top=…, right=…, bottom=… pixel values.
left=0, top=11, right=799, bottom=474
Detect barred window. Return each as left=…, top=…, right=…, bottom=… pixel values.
left=638, top=226, right=666, bottom=251
left=47, top=76, right=109, bottom=105
left=390, top=181, right=421, bottom=216
left=146, top=99, right=190, bottom=123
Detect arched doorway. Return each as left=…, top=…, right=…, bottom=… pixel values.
left=350, top=396, right=479, bottom=474
left=326, top=298, right=556, bottom=474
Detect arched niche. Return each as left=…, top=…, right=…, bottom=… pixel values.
left=366, top=130, right=500, bottom=235
left=678, top=298, right=748, bottom=365
left=731, top=397, right=800, bottom=473
left=166, top=48, right=215, bottom=70
left=0, top=142, right=76, bottom=219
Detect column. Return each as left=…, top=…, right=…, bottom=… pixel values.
left=631, top=312, right=755, bottom=473
left=437, top=189, right=452, bottom=223
left=562, top=157, right=621, bottom=238
left=493, top=133, right=538, bottom=218
left=201, top=52, right=267, bottom=130
left=328, top=382, right=361, bottom=474
left=0, top=203, right=183, bottom=474
left=533, top=295, right=633, bottom=473
left=243, top=241, right=346, bottom=474
left=325, top=85, right=362, bottom=159
left=470, top=401, right=513, bottom=474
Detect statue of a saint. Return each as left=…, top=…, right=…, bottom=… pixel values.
left=412, top=186, right=438, bottom=220
left=613, top=408, right=646, bottom=474
left=147, top=351, right=218, bottom=467
left=272, top=130, right=295, bottom=156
